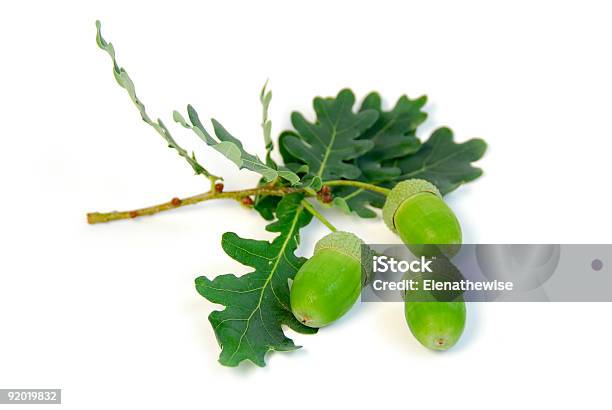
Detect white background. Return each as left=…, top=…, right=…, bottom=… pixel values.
left=1, top=1, right=611, bottom=408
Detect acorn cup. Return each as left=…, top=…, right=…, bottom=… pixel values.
left=382, top=179, right=462, bottom=258
left=290, top=231, right=373, bottom=328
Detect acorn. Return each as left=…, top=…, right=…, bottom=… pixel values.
left=382, top=179, right=462, bottom=257
left=403, top=256, right=467, bottom=351
left=404, top=300, right=466, bottom=351
left=290, top=231, right=371, bottom=328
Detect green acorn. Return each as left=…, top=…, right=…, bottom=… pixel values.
left=405, top=301, right=466, bottom=351
left=290, top=231, right=370, bottom=328
left=403, top=256, right=467, bottom=351
left=383, top=179, right=462, bottom=257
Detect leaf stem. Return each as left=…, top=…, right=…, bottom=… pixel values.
left=301, top=200, right=337, bottom=232
left=87, top=186, right=301, bottom=224
left=323, top=180, right=391, bottom=196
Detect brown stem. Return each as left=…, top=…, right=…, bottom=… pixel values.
left=87, top=187, right=301, bottom=224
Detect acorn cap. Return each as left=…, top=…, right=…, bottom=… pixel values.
left=382, top=179, right=442, bottom=232
left=314, top=231, right=377, bottom=285
left=315, top=231, right=364, bottom=261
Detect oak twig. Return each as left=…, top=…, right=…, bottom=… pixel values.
left=87, top=186, right=300, bottom=224
left=87, top=178, right=392, bottom=224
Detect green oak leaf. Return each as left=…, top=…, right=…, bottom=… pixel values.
left=331, top=197, right=351, bottom=214
left=173, top=107, right=300, bottom=185
left=332, top=188, right=386, bottom=218
left=331, top=92, right=429, bottom=217
left=260, top=80, right=274, bottom=166
left=281, top=89, right=378, bottom=180
left=356, top=92, right=427, bottom=181
left=196, top=194, right=315, bottom=367
left=278, top=131, right=302, bottom=165
left=253, top=195, right=280, bottom=221
left=335, top=128, right=486, bottom=217
left=390, top=127, right=487, bottom=194
left=95, top=21, right=217, bottom=179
